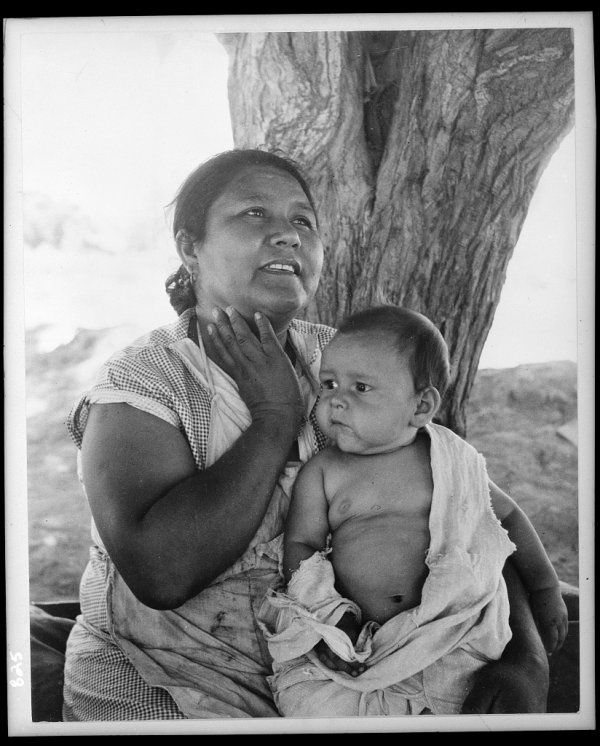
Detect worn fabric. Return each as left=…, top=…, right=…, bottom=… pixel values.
left=258, top=423, right=516, bottom=717
left=62, top=308, right=336, bottom=720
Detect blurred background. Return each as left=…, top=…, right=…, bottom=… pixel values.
left=17, top=27, right=577, bottom=367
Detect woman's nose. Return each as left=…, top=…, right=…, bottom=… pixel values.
left=269, top=219, right=300, bottom=248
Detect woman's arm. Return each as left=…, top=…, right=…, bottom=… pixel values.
left=461, top=559, right=550, bottom=713
left=82, top=310, right=305, bottom=610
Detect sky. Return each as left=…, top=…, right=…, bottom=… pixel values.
left=7, top=16, right=590, bottom=370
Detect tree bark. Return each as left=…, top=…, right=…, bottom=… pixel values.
left=219, top=28, right=574, bottom=436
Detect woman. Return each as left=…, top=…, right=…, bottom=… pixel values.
left=62, top=148, right=549, bottom=720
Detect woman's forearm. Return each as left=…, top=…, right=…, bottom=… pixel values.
left=461, top=558, right=550, bottom=713
left=144, top=419, right=296, bottom=600
left=83, top=404, right=300, bottom=609
left=462, top=559, right=550, bottom=713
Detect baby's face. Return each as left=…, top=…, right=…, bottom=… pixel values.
left=316, top=332, right=420, bottom=455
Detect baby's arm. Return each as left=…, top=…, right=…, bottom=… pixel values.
left=284, top=453, right=365, bottom=677
left=283, top=454, right=331, bottom=584
left=489, top=480, right=568, bottom=654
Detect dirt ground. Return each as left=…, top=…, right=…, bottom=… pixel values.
left=466, top=360, right=579, bottom=587
left=23, top=325, right=579, bottom=602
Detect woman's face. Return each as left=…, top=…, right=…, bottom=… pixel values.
left=192, top=165, right=324, bottom=333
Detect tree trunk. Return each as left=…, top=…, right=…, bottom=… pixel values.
left=219, top=28, right=574, bottom=436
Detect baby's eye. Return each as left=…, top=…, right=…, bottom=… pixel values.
left=320, top=379, right=338, bottom=390
left=355, top=382, right=371, bottom=393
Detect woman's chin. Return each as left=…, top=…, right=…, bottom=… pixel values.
left=257, top=296, right=308, bottom=325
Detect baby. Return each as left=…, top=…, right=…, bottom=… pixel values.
left=259, top=304, right=568, bottom=717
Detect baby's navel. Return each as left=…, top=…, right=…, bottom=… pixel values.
left=371, top=504, right=382, bottom=511
left=338, top=499, right=351, bottom=513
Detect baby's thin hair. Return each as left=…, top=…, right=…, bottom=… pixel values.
left=337, top=305, right=451, bottom=398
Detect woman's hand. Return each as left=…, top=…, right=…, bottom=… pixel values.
left=461, top=652, right=549, bottom=714
left=81, top=308, right=309, bottom=608
left=461, top=559, right=550, bottom=714
left=208, top=307, right=304, bottom=424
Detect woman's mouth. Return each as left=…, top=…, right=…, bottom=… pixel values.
left=260, top=260, right=301, bottom=275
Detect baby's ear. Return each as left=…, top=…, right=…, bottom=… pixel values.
left=410, top=386, right=441, bottom=428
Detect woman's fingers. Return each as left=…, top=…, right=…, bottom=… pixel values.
left=209, top=308, right=254, bottom=366
left=226, top=307, right=264, bottom=359
left=205, top=307, right=303, bottom=425
left=211, top=307, right=267, bottom=363
left=253, top=311, right=283, bottom=353
left=210, top=307, right=290, bottom=371
left=225, top=307, right=284, bottom=361
left=206, top=321, right=239, bottom=375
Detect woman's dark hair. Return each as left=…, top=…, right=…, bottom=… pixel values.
left=165, top=148, right=318, bottom=314
left=337, top=305, right=451, bottom=398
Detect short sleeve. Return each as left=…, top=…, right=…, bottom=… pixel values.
left=67, top=350, right=185, bottom=449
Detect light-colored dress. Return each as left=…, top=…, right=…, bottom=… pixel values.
left=258, top=424, right=517, bottom=716
left=62, top=308, right=336, bottom=720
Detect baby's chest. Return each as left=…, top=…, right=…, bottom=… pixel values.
left=326, top=466, right=432, bottom=530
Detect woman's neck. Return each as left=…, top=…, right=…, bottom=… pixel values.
left=194, top=305, right=290, bottom=352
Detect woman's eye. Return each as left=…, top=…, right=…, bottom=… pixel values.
left=245, top=207, right=265, bottom=217
left=293, top=215, right=314, bottom=229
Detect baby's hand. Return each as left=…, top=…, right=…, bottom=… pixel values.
left=313, top=639, right=366, bottom=678
left=313, top=611, right=366, bottom=677
left=529, top=586, right=569, bottom=655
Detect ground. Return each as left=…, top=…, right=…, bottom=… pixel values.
left=466, top=360, right=579, bottom=587
left=23, top=325, right=579, bottom=601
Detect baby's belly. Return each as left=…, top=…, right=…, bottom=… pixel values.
left=330, top=513, right=430, bottom=625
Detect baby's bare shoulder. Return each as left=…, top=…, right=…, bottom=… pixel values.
left=302, top=446, right=341, bottom=473
left=301, top=447, right=354, bottom=481
left=319, top=445, right=355, bottom=467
